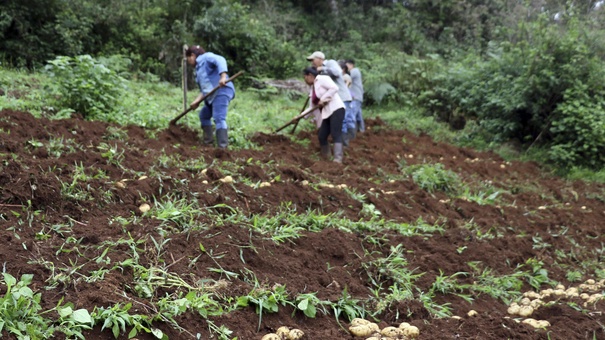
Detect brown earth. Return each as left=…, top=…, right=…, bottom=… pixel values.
left=1, top=109, right=605, bottom=340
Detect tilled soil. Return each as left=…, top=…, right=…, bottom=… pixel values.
left=1, top=109, right=605, bottom=340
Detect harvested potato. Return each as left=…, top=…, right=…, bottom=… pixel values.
left=522, top=319, right=550, bottom=329
left=403, top=325, right=420, bottom=338
left=507, top=304, right=520, bottom=315
left=530, top=299, right=543, bottom=309
left=350, top=318, right=371, bottom=327
left=520, top=297, right=531, bottom=306
left=566, top=287, right=579, bottom=297
left=349, top=325, right=375, bottom=337
left=522, top=318, right=538, bottom=327
left=138, top=203, right=151, bottom=213
left=367, top=323, right=379, bottom=333
left=115, top=181, right=126, bottom=189
left=219, top=175, right=233, bottom=183
left=398, top=322, right=411, bottom=329
left=540, top=288, right=554, bottom=298
left=276, top=326, right=290, bottom=338
left=467, top=310, right=478, bottom=317
left=518, top=305, right=534, bottom=317
left=553, top=289, right=566, bottom=297
left=380, top=326, right=402, bottom=337
left=586, top=293, right=603, bottom=305
left=288, top=329, right=304, bottom=340
left=523, top=291, right=541, bottom=299
left=261, top=334, right=280, bottom=340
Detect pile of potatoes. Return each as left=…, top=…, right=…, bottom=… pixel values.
left=348, top=318, right=420, bottom=339
left=506, top=279, right=605, bottom=329
left=261, top=326, right=304, bottom=340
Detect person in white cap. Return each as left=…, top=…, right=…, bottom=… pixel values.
left=306, top=51, right=353, bottom=144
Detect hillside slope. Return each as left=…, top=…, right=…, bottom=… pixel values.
left=1, top=109, right=605, bottom=339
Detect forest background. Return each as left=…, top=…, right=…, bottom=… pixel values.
left=1, top=0, right=605, bottom=173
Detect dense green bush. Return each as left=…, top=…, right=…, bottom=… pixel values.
left=193, top=0, right=300, bottom=79
left=548, top=82, right=605, bottom=168
left=45, top=55, right=126, bottom=119
left=420, top=17, right=605, bottom=169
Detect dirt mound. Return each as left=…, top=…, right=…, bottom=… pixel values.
left=1, top=108, right=605, bottom=339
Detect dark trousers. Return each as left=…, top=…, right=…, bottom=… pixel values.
left=318, top=108, right=345, bottom=145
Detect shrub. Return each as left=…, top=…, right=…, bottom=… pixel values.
left=548, top=81, right=605, bottom=168
left=45, top=55, right=126, bottom=119
left=192, top=0, right=300, bottom=79
left=420, top=17, right=605, bottom=169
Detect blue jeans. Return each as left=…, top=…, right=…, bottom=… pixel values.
left=350, top=100, right=364, bottom=132
left=199, top=87, right=234, bottom=130
left=342, top=101, right=356, bottom=132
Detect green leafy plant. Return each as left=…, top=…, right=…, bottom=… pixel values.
left=293, top=293, right=329, bottom=318
left=236, top=283, right=293, bottom=331
left=404, top=163, right=462, bottom=194
left=329, top=288, right=367, bottom=324
left=54, top=302, right=93, bottom=339
left=91, top=303, right=165, bottom=339
left=548, top=81, right=605, bottom=169
left=0, top=273, right=54, bottom=338
left=45, top=55, right=126, bottom=119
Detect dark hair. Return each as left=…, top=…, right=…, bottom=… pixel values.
left=338, top=60, right=348, bottom=72
left=303, top=66, right=318, bottom=77
left=185, top=45, right=206, bottom=57
left=345, top=59, right=355, bottom=65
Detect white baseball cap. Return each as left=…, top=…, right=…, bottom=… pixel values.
left=306, top=51, right=325, bottom=61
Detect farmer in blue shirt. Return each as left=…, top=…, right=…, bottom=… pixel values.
left=186, top=45, right=235, bottom=149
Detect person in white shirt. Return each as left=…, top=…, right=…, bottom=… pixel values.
left=302, top=66, right=346, bottom=163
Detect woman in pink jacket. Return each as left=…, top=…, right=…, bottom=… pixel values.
left=303, top=66, right=346, bottom=163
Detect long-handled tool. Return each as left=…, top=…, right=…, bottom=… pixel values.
left=169, top=71, right=244, bottom=126
left=290, top=96, right=310, bottom=134
left=274, top=106, right=318, bottom=134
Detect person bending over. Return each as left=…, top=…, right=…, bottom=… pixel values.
left=186, top=45, right=235, bottom=149
left=302, top=66, right=346, bottom=163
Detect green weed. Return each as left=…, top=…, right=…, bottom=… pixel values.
left=403, top=163, right=462, bottom=194
left=0, top=273, right=54, bottom=339
left=237, top=283, right=293, bottom=331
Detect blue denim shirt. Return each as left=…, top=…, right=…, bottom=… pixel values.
left=195, top=52, right=235, bottom=104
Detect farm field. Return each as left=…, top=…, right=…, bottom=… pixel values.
left=1, top=108, right=605, bottom=339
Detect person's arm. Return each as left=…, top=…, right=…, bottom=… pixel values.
left=207, top=53, right=230, bottom=86
left=190, top=93, right=204, bottom=109
left=344, top=74, right=352, bottom=87
left=318, top=60, right=340, bottom=78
